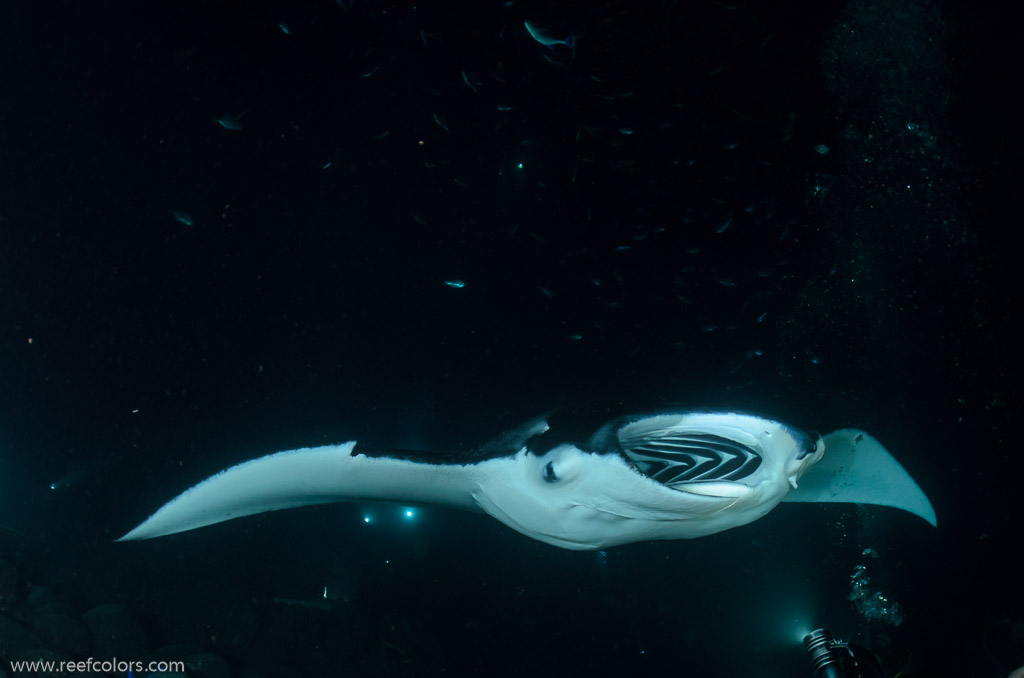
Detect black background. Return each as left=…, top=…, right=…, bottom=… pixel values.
left=0, top=0, right=1017, bottom=676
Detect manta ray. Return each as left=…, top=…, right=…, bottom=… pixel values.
left=118, top=411, right=936, bottom=550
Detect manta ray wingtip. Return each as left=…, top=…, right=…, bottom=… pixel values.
left=784, top=429, right=937, bottom=528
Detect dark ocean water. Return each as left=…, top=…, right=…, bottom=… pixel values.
left=0, top=0, right=1016, bottom=676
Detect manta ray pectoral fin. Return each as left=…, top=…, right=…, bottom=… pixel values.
left=782, top=429, right=937, bottom=527
left=118, top=442, right=483, bottom=541
left=119, top=443, right=375, bottom=541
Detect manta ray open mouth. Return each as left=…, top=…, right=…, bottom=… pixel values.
left=620, top=432, right=763, bottom=489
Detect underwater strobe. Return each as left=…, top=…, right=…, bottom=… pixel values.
left=803, top=628, right=886, bottom=678
left=804, top=628, right=847, bottom=678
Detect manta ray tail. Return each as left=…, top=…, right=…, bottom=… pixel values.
left=782, top=429, right=937, bottom=527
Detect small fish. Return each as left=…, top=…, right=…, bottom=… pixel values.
left=215, top=112, right=245, bottom=130
left=524, top=21, right=576, bottom=54
left=444, top=280, right=465, bottom=289
left=432, top=113, right=449, bottom=133
left=170, top=210, right=193, bottom=227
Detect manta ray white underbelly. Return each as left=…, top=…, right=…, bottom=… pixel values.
left=118, top=411, right=936, bottom=550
